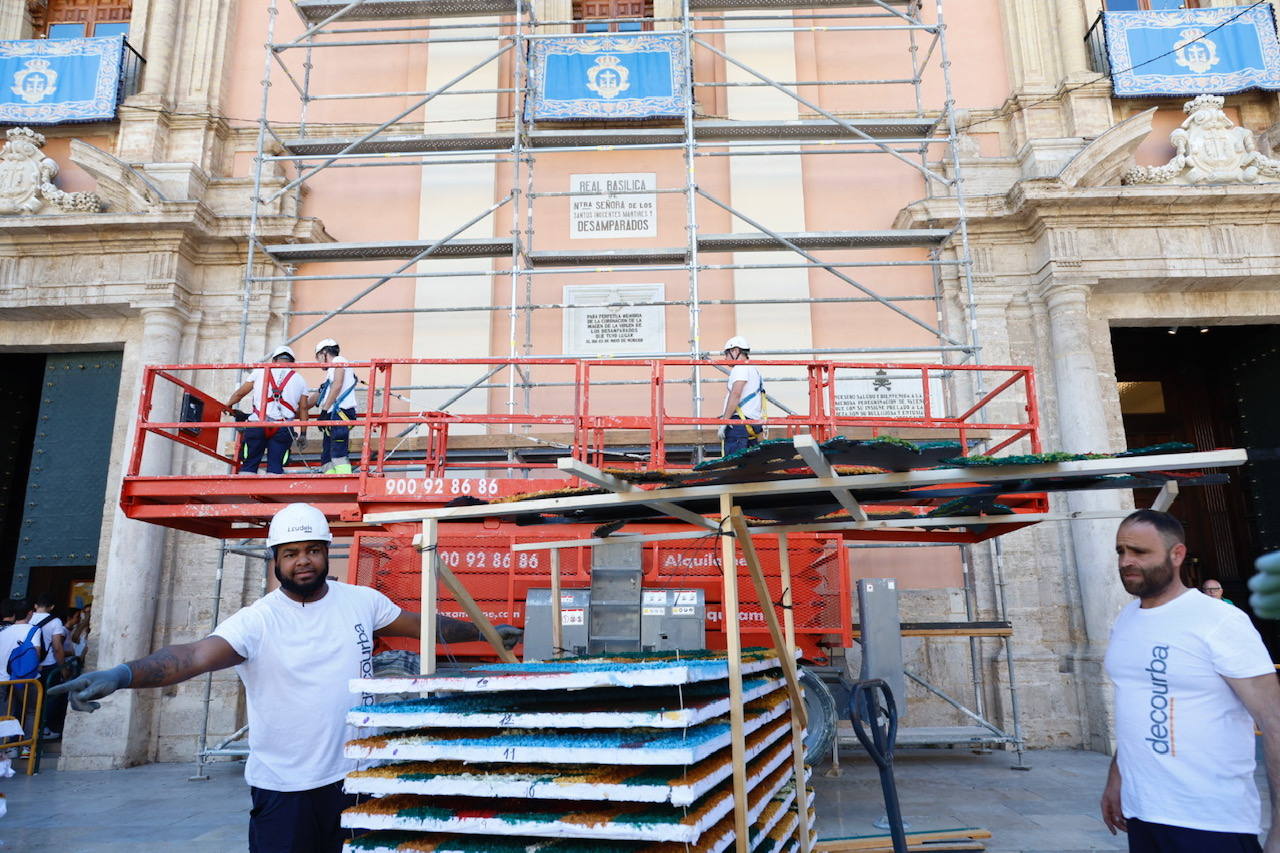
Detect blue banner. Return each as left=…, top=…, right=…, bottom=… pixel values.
left=0, top=36, right=125, bottom=124
left=1104, top=5, right=1280, bottom=96
left=527, top=34, right=689, bottom=121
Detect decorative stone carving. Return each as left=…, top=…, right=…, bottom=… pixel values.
left=1123, top=95, right=1280, bottom=186
left=0, top=127, right=102, bottom=214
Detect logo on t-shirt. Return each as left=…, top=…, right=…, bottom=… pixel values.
left=1145, top=644, right=1173, bottom=755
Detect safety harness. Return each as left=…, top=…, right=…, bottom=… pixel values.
left=256, top=367, right=298, bottom=439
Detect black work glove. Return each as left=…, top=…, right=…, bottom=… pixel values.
left=494, top=624, right=523, bottom=651
left=46, top=664, right=132, bottom=712
left=230, top=410, right=249, bottom=422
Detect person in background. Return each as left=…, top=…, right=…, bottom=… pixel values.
left=66, top=604, right=90, bottom=659
left=31, top=593, right=65, bottom=741
left=310, top=338, right=359, bottom=475
left=227, top=345, right=309, bottom=475
left=1201, top=578, right=1236, bottom=606
left=717, top=336, right=765, bottom=457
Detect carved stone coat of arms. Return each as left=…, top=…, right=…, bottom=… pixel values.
left=0, top=127, right=102, bottom=214
left=1125, top=94, right=1280, bottom=185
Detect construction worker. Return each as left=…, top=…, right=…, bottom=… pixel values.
left=311, top=338, right=358, bottom=474
left=227, top=345, right=309, bottom=474
left=50, top=502, right=522, bottom=853
left=718, top=335, right=765, bottom=456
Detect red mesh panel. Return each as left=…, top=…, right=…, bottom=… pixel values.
left=352, top=532, right=850, bottom=659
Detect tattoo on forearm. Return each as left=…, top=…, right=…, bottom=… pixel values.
left=126, top=646, right=197, bottom=688
left=436, top=614, right=481, bottom=644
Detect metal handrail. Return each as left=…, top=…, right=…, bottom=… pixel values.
left=125, top=358, right=1040, bottom=479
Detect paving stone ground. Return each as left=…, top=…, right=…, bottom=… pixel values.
left=0, top=747, right=1268, bottom=851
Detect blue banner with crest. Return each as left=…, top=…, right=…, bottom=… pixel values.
left=0, top=36, right=125, bottom=124
left=527, top=34, right=689, bottom=121
left=1103, top=5, right=1280, bottom=97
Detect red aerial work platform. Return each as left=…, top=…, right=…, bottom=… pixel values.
left=120, top=357, right=1046, bottom=540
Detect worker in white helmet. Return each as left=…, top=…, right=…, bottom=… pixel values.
left=310, top=338, right=359, bottom=475
left=52, top=502, right=522, bottom=853
left=226, top=344, right=310, bottom=474
left=718, top=335, right=765, bottom=456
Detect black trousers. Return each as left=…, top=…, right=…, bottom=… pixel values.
left=1127, top=817, right=1262, bottom=853
left=249, top=781, right=357, bottom=853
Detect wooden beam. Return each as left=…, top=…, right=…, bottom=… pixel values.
left=720, top=493, right=750, bottom=853
left=814, top=828, right=992, bottom=852
left=1152, top=479, right=1179, bottom=512
left=435, top=560, right=519, bottom=664
left=729, top=508, right=808, bottom=731
left=793, top=434, right=867, bottom=521
left=556, top=457, right=718, bottom=530
left=509, top=507, right=1141, bottom=552
left=364, top=449, right=1247, bottom=525
left=420, top=519, right=438, bottom=675
left=778, top=533, right=813, bottom=853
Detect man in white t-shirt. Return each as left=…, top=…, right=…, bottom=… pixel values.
left=52, top=503, right=522, bottom=853
left=718, top=335, right=765, bottom=457
left=309, top=338, right=359, bottom=475
left=1102, top=509, right=1280, bottom=852
left=227, top=345, right=310, bottom=475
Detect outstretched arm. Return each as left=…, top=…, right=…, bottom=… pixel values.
left=50, top=636, right=245, bottom=712
left=126, top=636, right=245, bottom=687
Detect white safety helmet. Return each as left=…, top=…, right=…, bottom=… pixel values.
left=723, top=335, right=750, bottom=353
left=266, top=503, right=333, bottom=548
left=270, top=344, right=296, bottom=361
left=315, top=338, right=339, bottom=356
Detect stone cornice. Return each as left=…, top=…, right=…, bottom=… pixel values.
left=898, top=180, right=1280, bottom=231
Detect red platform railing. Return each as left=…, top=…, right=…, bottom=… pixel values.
left=121, top=357, right=1043, bottom=537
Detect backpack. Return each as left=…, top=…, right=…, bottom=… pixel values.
left=7, top=615, right=51, bottom=680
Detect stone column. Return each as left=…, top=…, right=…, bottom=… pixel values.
left=1042, top=279, right=1127, bottom=750
left=61, top=305, right=186, bottom=769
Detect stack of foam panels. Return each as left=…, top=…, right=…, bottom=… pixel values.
left=341, top=649, right=815, bottom=853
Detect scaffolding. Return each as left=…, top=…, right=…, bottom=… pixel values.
left=191, top=0, right=1029, bottom=772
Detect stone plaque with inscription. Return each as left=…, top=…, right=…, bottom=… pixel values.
left=564, top=284, right=665, bottom=356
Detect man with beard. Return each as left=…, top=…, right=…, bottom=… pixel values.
left=1101, top=509, right=1280, bottom=853
left=51, top=503, right=521, bottom=852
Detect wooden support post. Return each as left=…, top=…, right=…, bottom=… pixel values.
left=420, top=519, right=438, bottom=676
left=436, top=560, right=519, bottom=664
left=778, top=534, right=813, bottom=853
left=720, top=493, right=750, bottom=853
left=729, top=508, right=808, bottom=730
left=550, top=549, right=563, bottom=658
